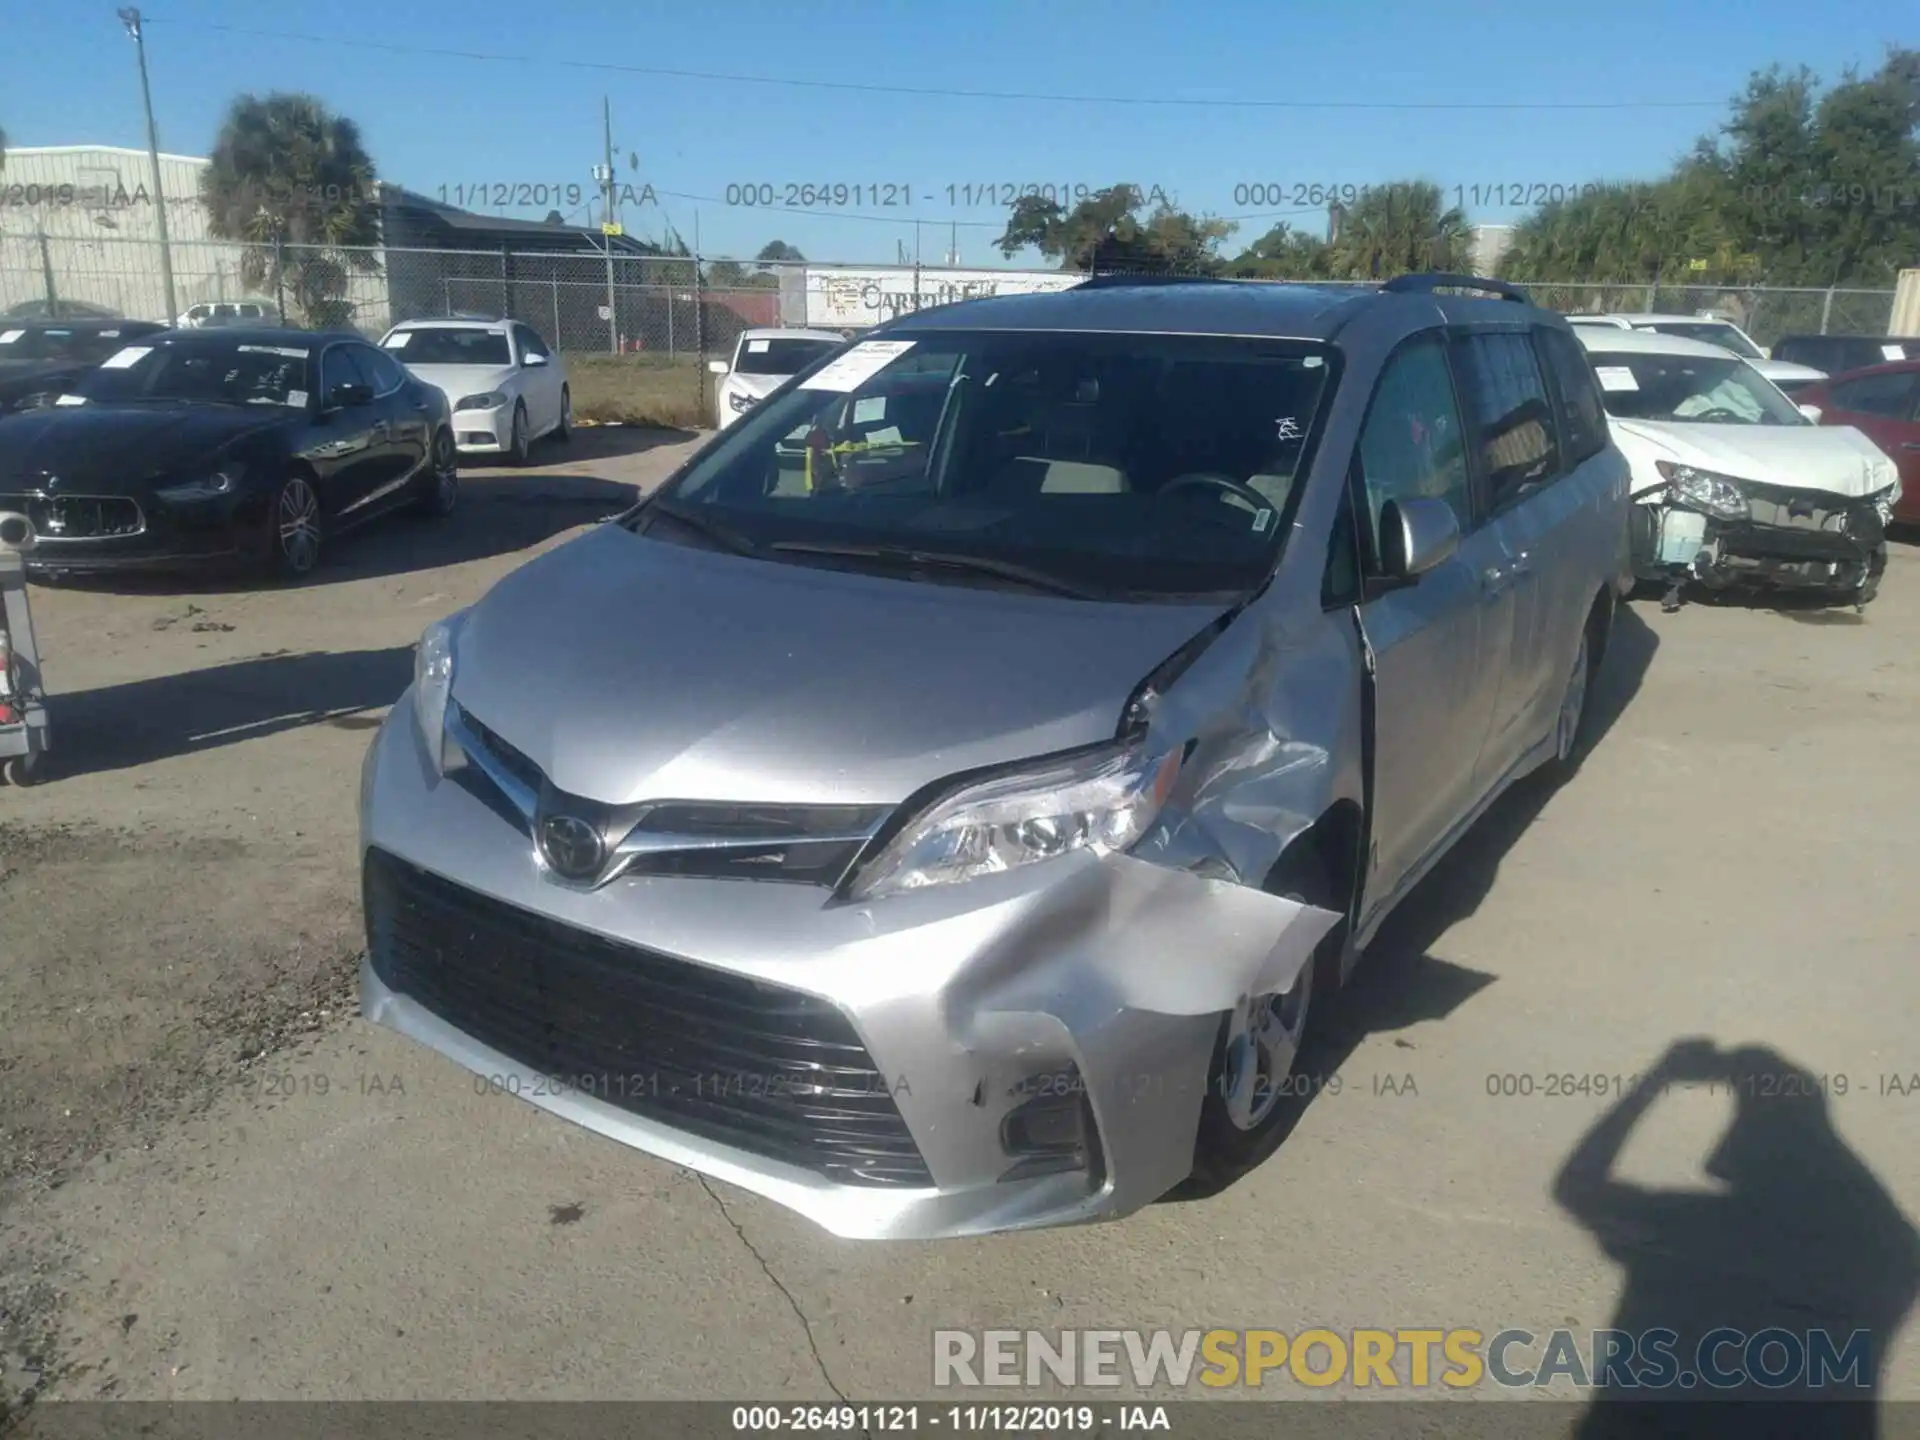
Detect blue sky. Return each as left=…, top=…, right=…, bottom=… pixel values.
left=3, top=0, right=1910, bottom=265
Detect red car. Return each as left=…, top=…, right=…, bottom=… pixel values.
left=1794, top=359, right=1920, bottom=525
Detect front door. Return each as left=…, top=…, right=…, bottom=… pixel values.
left=1351, top=332, right=1511, bottom=917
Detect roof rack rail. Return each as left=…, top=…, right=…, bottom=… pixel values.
left=1075, top=272, right=1233, bottom=288
left=1382, top=273, right=1532, bottom=305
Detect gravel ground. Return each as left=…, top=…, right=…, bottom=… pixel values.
left=3, top=444, right=1918, bottom=1425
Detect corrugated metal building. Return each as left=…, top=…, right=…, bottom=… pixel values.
left=0, top=145, right=262, bottom=320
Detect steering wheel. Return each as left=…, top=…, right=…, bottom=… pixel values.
left=1155, top=472, right=1273, bottom=522
left=1691, top=406, right=1747, bottom=424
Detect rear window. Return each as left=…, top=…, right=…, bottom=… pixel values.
left=735, top=337, right=841, bottom=376
left=386, top=327, right=512, bottom=366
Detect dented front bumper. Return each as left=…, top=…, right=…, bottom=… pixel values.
left=358, top=706, right=1339, bottom=1239
left=1636, top=496, right=1889, bottom=601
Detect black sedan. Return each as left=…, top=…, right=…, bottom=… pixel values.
left=0, top=319, right=169, bottom=413
left=0, top=327, right=458, bottom=579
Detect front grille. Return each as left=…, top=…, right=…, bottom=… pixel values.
left=0, top=491, right=142, bottom=539
left=364, top=847, right=933, bottom=1187
left=453, top=703, right=544, bottom=795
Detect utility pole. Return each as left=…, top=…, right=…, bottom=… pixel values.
left=597, top=97, right=619, bottom=354
left=119, top=8, right=177, bottom=324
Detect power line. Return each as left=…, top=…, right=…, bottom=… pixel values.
left=145, top=20, right=1731, bottom=111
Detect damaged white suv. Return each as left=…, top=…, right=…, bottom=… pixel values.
left=362, top=273, right=1630, bottom=1238
left=1576, top=327, right=1900, bottom=610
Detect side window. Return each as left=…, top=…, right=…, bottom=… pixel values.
left=1828, top=372, right=1917, bottom=420
left=357, top=343, right=406, bottom=394
left=517, top=325, right=552, bottom=361
left=321, top=346, right=376, bottom=399
left=1536, top=326, right=1608, bottom=465
left=1453, top=331, right=1561, bottom=513
left=1354, top=334, right=1473, bottom=564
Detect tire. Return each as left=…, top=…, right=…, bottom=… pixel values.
left=263, top=471, right=323, bottom=579
left=1190, top=843, right=1347, bottom=1188
left=415, top=429, right=459, bottom=518
left=509, top=403, right=530, bottom=465
left=3, top=754, right=38, bottom=787
left=1545, top=600, right=1606, bottom=778
left=553, top=387, right=571, bottom=442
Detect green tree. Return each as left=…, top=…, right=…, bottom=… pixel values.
left=756, top=240, right=805, bottom=263
left=996, top=184, right=1235, bottom=272
left=200, top=92, right=382, bottom=329
left=1322, top=182, right=1473, bottom=279
left=1226, top=220, right=1335, bottom=279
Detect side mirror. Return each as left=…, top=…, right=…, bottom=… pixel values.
left=522, top=351, right=548, bottom=367
left=708, top=359, right=730, bottom=375
left=1379, top=496, right=1461, bottom=581
left=1797, top=403, right=1824, bottom=424
left=327, top=381, right=374, bottom=410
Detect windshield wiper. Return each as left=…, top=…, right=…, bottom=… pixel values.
left=765, top=540, right=1105, bottom=600
left=636, top=497, right=761, bottom=555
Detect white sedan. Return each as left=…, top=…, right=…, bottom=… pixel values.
left=708, top=328, right=844, bottom=430
left=1575, top=326, right=1898, bottom=609
left=380, top=318, right=570, bottom=464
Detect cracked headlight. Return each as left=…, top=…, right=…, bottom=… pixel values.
left=1872, top=485, right=1901, bottom=526
left=413, top=612, right=465, bottom=773
left=1656, top=461, right=1750, bottom=521
left=848, top=744, right=1184, bottom=902
left=728, top=389, right=758, bottom=413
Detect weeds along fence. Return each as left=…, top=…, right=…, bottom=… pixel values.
left=0, top=230, right=1901, bottom=428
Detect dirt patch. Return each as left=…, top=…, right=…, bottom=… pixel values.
left=0, top=820, right=361, bottom=1419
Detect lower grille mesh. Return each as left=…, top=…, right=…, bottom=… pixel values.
left=365, top=847, right=931, bottom=1187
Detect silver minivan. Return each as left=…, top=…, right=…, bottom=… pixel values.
left=360, top=273, right=1631, bottom=1239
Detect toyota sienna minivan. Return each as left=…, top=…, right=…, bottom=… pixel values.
left=360, top=272, right=1631, bottom=1239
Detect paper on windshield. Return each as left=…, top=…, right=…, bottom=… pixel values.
left=55, top=394, right=87, bottom=406
left=852, top=396, right=886, bottom=423
left=1884, top=344, right=1906, bottom=361
left=237, top=344, right=310, bottom=359
left=100, top=346, right=154, bottom=369
left=800, top=340, right=915, bottom=393
left=1594, top=365, right=1638, bottom=392
left=385, top=332, right=411, bottom=349
left=747, top=339, right=770, bottom=353
left=287, top=390, right=308, bottom=408
left=0, top=331, right=24, bottom=345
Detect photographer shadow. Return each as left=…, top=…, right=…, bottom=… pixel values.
left=1557, top=1039, right=1920, bottom=1438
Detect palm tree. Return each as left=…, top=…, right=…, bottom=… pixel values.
left=1325, top=181, right=1472, bottom=280
left=200, top=93, right=381, bottom=328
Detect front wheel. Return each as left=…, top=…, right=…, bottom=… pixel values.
left=264, top=472, right=323, bottom=579
left=415, top=429, right=459, bottom=518
left=1190, top=845, right=1343, bottom=1188
left=553, top=387, right=571, bottom=442
left=508, top=403, right=530, bottom=465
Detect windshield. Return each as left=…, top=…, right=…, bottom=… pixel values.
left=386, top=328, right=512, bottom=366
left=1588, top=350, right=1805, bottom=425
left=735, top=337, right=841, bottom=376
left=640, top=329, right=1337, bottom=600
left=0, top=326, right=152, bottom=364
left=70, top=338, right=312, bottom=407
left=1639, top=321, right=1763, bottom=359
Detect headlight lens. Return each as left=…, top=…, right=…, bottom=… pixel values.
left=413, top=613, right=463, bottom=772
left=1872, top=485, right=1901, bottom=526
left=1656, top=461, right=1750, bottom=521
left=455, top=391, right=508, bottom=411
left=848, top=744, right=1184, bottom=902
left=728, top=389, right=757, bottom=413
left=156, top=465, right=241, bottom=503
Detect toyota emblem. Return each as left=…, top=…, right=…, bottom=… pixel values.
left=538, top=814, right=606, bottom=881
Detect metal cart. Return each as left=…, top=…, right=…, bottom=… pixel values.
left=0, top=510, right=50, bottom=786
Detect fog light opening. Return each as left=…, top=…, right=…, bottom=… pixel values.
left=998, top=1067, right=1099, bottom=1183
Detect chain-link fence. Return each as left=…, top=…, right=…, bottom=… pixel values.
left=0, top=231, right=1902, bottom=428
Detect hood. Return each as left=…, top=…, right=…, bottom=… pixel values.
left=1752, top=358, right=1826, bottom=383
left=0, top=402, right=294, bottom=493
left=450, top=524, right=1224, bottom=807
left=402, top=364, right=515, bottom=403
left=1610, top=417, right=1899, bottom=500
